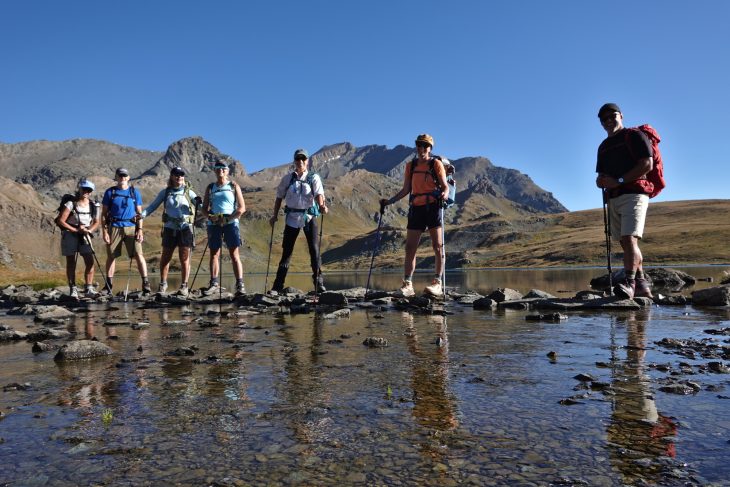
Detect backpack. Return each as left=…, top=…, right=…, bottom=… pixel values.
left=408, top=156, right=456, bottom=208
left=54, top=194, right=99, bottom=230
left=625, top=125, right=665, bottom=198
left=284, top=172, right=321, bottom=217
left=106, top=185, right=140, bottom=224
left=163, top=180, right=196, bottom=225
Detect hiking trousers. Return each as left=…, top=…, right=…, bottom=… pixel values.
left=273, top=219, right=321, bottom=289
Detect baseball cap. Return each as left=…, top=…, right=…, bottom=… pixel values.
left=170, top=166, right=186, bottom=176
left=78, top=179, right=95, bottom=191
left=213, top=161, right=228, bottom=170
left=598, top=103, right=621, bottom=118
left=294, top=149, right=309, bottom=160
left=115, top=167, right=130, bottom=177
left=415, top=134, right=434, bottom=147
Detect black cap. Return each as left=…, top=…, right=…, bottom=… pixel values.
left=170, top=166, right=186, bottom=176
left=115, top=167, right=130, bottom=177
left=598, top=103, right=621, bottom=118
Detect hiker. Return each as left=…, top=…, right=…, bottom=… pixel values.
left=596, top=103, right=654, bottom=299
left=202, top=161, right=246, bottom=295
left=101, top=167, right=151, bottom=295
left=380, top=134, right=448, bottom=297
left=55, top=179, right=101, bottom=298
left=141, top=166, right=201, bottom=297
left=269, top=148, right=328, bottom=293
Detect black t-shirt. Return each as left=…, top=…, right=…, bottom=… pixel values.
left=596, top=128, right=652, bottom=178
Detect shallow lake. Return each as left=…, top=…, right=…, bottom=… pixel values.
left=1, top=267, right=729, bottom=486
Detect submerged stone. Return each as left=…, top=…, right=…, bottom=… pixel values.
left=363, top=337, right=388, bottom=348
left=54, top=340, right=114, bottom=361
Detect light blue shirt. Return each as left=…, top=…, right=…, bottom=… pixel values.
left=142, top=186, right=198, bottom=230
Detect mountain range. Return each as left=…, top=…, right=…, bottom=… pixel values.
left=2, top=136, right=725, bottom=285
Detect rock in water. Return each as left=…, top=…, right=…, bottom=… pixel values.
left=54, top=340, right=114, bottom=361
left=363, top=337, right=388, bottom=348
left=691, top=285, right=730, bottom=306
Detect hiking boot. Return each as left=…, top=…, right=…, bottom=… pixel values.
left=635, top=278, right=654, bottom=298
left=69, top=286, right=79, bottom=299
left=84, top=286, right=98, bottom=298
left=613, top=278, right=636, bottom=299
left=204, top=281, right=220, bottom=296
left=395, top=280, right=415, bottom=298
left=174, top=285, right=189, bottom=298
left=158, top=281, right=168, bottom=294
left=424, top=279, right=443, bottom=297
left=313, top=276, right=326, bottom=293
left=142, top=280, right=152, bottom=296
left=235, top=281, right=246, bottom=295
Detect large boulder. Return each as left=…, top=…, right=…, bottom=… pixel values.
left=691, top=285, right=730, bottom=306
left=54, top=340, right=114, bottom=361
left=488, top=288, right=523, bottom=303
left=318, top=292, right=348, bottom=306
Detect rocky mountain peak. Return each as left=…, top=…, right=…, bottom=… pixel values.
left=151, top=136, right=244, bottom=177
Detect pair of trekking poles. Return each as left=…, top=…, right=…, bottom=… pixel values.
left=364, top=200, right=448, bottom=301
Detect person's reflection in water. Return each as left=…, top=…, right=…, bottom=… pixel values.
left=403, top=312, right=458, bottom=459
left=606, top=310, right=677, bottom=483
left=275, top=314, right=331, bottom=444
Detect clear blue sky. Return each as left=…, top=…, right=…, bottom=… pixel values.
left=2, top=0, right=728, bottom=211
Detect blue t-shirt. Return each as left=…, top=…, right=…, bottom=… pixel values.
left=102, top=186, right=142, bottom=227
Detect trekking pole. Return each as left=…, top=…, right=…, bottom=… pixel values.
left=365, top=201, right=386, bottom=299
left=264, top=223, right=275, bottom=293
left=440, top=205, right=447, bottom=301
left=189, top=239, right=209, bottom=291
left=124, top=256, right=132, bottom=302
left=602, top=189, right=614, bottom=296
left=83, top=234, right=110, bottom=293
left=314, top=213, right=325, bottom=306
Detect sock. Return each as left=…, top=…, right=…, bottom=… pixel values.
left=180, top=282, right=187, bottom=288
left=236, top=278, right=243, bottom=285
left=626, top=270, right=637, bottom=280
left=636, top=269, right=644, bottom=280
left=433, top=275, right=442, bottom=283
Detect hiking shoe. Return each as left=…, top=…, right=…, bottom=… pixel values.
left=204, top=282, right=220, bottom=296
left=69, top=286, right=79, bottom=299
left=158, top=282, right=168, bottom=294
left=395, top=280, right=415, bottom=298
left=235, top=281, right=246, bottom=295
left=613, top=278, right=636, bottom=299
left=142, top=280, right=152, bottom=296
left=424, top=279, right=443, bottom=297
left=84, top=287, right=98, bottom=298
left=635, top=278, right=654, bottom=298
left=174, top=285, right=189, bottom=298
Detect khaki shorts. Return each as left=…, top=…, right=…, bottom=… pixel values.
left=107, top=226, right=143, bottom=258
left=609, top=193, right=649, bottom=240
left=61, top=231, right=93, bottom=257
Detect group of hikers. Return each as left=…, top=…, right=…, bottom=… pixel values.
left=56, top=102, right=661, bottom=301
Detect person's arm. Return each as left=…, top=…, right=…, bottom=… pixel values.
left=434, top=160, right=449, bottom=201
left=202, top=185, right=211, bottom=218
left=135, top=204, right=144, bottom=242
left=55, top=205, right=76, bottom=233
left=101, top=205, right=111, bottom=244
left=380, top=162, right=412, bottom=207
left=312, top=175, right=328, bottom=214
left=270, top=197, right=283, bottom=226
left=232, top=183, right=246, bottom=219
left=141, top=189, right=165, bottom=218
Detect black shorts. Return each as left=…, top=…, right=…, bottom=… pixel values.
left=407, top=204, right=442, bottom=231
left=162, top=227, right=194, bottom=249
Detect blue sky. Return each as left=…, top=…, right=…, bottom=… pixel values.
left=2, top=0, right=728, bottom=211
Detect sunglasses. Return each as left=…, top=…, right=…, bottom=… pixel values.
left=599, top=113, right=618, bottom=123
left=416, top=142, right=431, bottom=149
left=295, top=156, right=308, bottom=162
left=81, top=187, right=93, bottom=193
left=214, top=166, right=228, bottom=171
left=172, top=172, right=185, bottom=177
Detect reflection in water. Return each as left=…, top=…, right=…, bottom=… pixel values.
left=402, top=312, right=458, bottom=458
left=606, top=310, right=677, bottom=483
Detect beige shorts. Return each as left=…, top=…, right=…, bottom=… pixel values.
left=107, top=226, right=143, bottom=258
left=609, top=193, right=649, bottom=240
left=61, top=231, right=93, bottom=257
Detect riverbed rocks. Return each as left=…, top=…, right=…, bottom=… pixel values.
left=54, top=340, right=114, bottom=361
left=322, top=308, right=350, bottom=319
left=488, top=288, right=523, bottom=302
left=472, top=297, right=497, bottom=310
left=590, top=268, right=696, bottom=292
left=691, top=285, right=730, bottom=306
left=363, top=337, right=388, bottom=348
left=0, top=328, right=27, bottom=341
left=317, top=292, right=348, bottom=306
